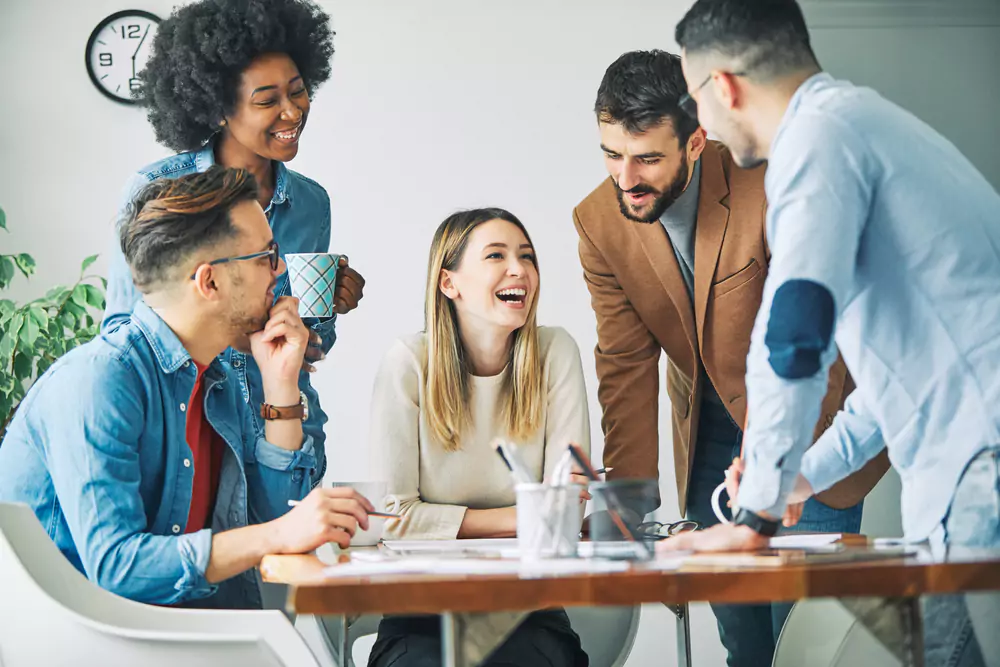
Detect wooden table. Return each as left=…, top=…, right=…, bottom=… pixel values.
left=262, top=543, right=1000, bottom=667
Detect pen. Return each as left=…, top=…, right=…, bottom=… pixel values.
left=286, top=499, right=401, bottom=519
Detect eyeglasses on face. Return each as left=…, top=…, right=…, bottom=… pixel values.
left=189, top=239, right=280, bottom=280
left=677, top=71, right=747, bottom=119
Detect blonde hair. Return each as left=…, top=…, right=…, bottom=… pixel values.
left=422, top=208, right=543, bottom=452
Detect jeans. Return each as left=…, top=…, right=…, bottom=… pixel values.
left=923, top=446, right=1000, bottom=667
left=368, top=610, right=588, bottom=667
left=686, top=417, right=864, bottom=667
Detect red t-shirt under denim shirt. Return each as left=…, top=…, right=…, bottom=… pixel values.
left=184, top=361, right=225, bottom=533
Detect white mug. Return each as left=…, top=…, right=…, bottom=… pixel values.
left=711, top=481, right=731, bottom=525
left=329, top=481, right=400, bottom=547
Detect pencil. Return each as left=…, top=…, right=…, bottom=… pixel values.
left=286, top=499, right=401, bottom=519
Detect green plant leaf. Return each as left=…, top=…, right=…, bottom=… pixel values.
left=83, top=284, right=105, bottom=310
left=81, top=254, right=99, bottom=272
left=14, top=254, right=35, bottom=279
left=12, top=351, right=32, bottom=380
left=0, top=299, right=14, bottom=325
left=71, top=284, right=90, bottom=310
left=0, top=373, right=14, bottom=395
left=100, top=277, right=108, bottom=290
left=0, top=206, right=6, bottom=232
left=28, top=306, right=48, bottom=329
left=19, top=315, right=40, bottom=347
left=0, top=330, right=15, bottom=363
left=0, top=256, right=15, bottom=290
left=45, top=285, right=69, bottom=301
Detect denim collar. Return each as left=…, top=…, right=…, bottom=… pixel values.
left=196, top=138, right=294, bottom=208
left=131, top=300, right=225, bottom=381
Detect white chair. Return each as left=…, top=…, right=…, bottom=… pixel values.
left=772, top=599, right=899, bottom=667
left=322, top=606, right=640, bottom=667
left=567, top=605, right=641, bottom=667
left=0, top=502, right=321, bottom=667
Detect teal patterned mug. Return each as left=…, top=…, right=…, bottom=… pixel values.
left=285, top=252, right=342, bottom=318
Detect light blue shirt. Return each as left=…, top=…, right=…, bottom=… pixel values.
left=102, top=141, right=336, bottom=481
left=0, top=301, right=315, bottom=607
left=738, top=73, right=1000, bottom=540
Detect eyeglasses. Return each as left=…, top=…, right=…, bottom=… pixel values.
left=190, top=239, right=280, bottom=280
left=635, top=519, right=701, bottom=541
left=677, top=71, right=747, bottom=119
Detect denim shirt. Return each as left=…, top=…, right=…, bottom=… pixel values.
left=0, top=301, right=316, bottom=607
left=102, top=141, right=335, bottom=482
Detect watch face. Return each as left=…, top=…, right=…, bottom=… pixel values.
left=85, top=10, right=161, bottom=104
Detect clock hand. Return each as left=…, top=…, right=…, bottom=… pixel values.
left=131, top=24, right=151, bottom=78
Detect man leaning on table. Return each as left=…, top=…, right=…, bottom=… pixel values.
left=0, top=167, right=374, bottom=608
left=664, top=0, right=1000, bottom=664
left=573, top=48, right=889, bottom=667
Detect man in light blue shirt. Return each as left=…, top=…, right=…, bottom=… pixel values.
left=668, top=0, right=1000, bottom=663
left=0, top=167, right=373, bottom=607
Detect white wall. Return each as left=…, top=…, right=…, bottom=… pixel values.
left=2, top=1, right=998, bottom=665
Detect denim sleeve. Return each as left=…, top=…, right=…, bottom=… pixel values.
left=244, top=430, right=317, bottom=524
left=739, top=113, right=873, bottom=518
left=34, top=356, right=215, bottom=604
left=800, top=390, right=886, bottom=494
left=298, top=194, right=333, bottom=484
left=298, top=371, right=328, bottom=487
left=101, top=173, right=150, bottom=332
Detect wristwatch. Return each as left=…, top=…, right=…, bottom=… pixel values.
left=733, top=507, right=781, bottom=537
left=260, top=391, right=309, bottom=421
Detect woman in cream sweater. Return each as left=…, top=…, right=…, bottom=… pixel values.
left=367, top=208, right=591, bottom=667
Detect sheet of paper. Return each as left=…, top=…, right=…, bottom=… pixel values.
left=321, top=556, right=630, bottom=579
left=768, top=533, right=842, bottom=549
left=381, top=538, right=519, bottom=554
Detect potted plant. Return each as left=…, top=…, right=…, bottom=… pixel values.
left=0, top=205, right=107, bottom=437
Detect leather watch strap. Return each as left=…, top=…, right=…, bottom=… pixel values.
left=260, top=401, right=305, bottom=421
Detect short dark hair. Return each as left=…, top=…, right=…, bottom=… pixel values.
left=120, top=166, right=259, bottom=291
left=594, top=50, right=700, bottom=143
left=675, top=0, right=818, bottom=80
left=138, top=0, right=335, bottom=152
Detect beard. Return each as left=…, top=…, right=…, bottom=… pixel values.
left=227, top=277, right=274, bottom=351
left=614, top=150, right=689, bottom=223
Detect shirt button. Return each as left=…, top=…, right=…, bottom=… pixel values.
left=171, top=525, right=181, bottom=534
left=179, top=403, right=186, bottom=412
left=233, top=359, right=242, bottom=369
left=183, top=458, right=191, bottom=468
left=183, top=361, right=190, bottom=369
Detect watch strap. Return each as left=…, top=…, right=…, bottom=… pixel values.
left=260, top=400, right=305, bottom=421
left=733, top=507, right=781, bottom=537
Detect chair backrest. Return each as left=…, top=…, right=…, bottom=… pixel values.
left=566, top=606, right=641, bottom=667
left=332, top=606, right=640, bottom=667
left=772, top=599, right=899, bottom=667
left=0, top=502, right=319, bottom=667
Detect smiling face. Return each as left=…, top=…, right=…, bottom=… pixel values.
left=221, top=52, right=310, bottom=162
left=439, top=218, right=539, bottom=335
left=600, top=120, right=704, bottom=223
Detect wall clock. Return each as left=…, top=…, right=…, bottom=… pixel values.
left=85, top=10, right=161, bottom=104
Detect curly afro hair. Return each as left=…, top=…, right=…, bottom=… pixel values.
left=138, top=0, right=335, bottom=152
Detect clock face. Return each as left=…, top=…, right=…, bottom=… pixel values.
left=85, top=10, right=161, bottom=104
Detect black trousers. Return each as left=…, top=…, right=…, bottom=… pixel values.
left=368, top=609, right=589, bottom=667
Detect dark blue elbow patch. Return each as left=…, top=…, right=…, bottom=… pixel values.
left=765, top=280, right=835, bottom=379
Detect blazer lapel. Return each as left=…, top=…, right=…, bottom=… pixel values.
left=631, top=221, right=698, bottom=364
left=693, top=144, right=732, bottom=351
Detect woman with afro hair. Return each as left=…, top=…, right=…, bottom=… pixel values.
left=103, top=0, right=365, bottom=496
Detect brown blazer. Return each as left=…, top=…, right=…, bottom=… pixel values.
left=573, top=141, right=888, bottom=515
